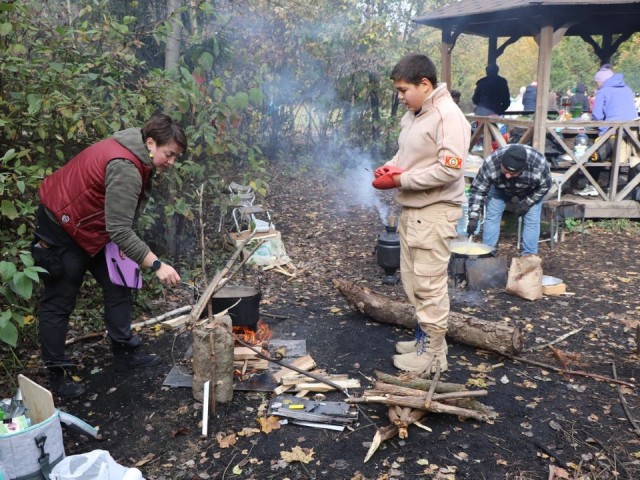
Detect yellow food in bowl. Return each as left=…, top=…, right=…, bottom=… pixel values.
left=450, top=245, right=491, bottom=255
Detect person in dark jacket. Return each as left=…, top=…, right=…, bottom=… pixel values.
left=472, top=64, right=511, bottom=116
left=33, top=114, right=187, bottom=398
left=570, top=83, right=591, bottom=115
left=522, top=81, right=537, bottom=111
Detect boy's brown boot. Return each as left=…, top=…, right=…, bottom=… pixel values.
left=393, top=329, right=448, bottom=374
left=395, top=326, right=449, bottom=355
left=396, top=336, right=449, bottom=355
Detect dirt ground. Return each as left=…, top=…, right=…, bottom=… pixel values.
left=4, top=167, right=640, bottom=480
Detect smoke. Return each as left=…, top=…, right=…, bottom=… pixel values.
left=212, top=4, right=399, bottom=225
left=337, top=147, right=397, bottom=226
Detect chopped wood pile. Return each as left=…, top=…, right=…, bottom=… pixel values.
left=270, top=354, right=361, bottom=397
left=347, top=371, right=495, bottom=462
left=233, top=346, right=270, bottom=374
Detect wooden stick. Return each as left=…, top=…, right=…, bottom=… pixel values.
left=134, top=305, right=193, bottom=328
left=387, top=406, right=402, bottom=437
left=261, top=312, right=289, bottom=320
left=612, top=362, right=640, bottom=436
left=397, top=407, right=414, bottom=439
left=424, top=363, right=441, bottom=407
left=209, top=333, right=217, bottom=415
left=505, top=355, right=635, bottom=388
left=364, top=409, right=428, bottom=463
left=364, top=425, right=398, bottom=463
left=535, top=442, right=569, bottom=471
left=547, top=465, right=555, bottom=480
left=65, top=305, right=192, bottom=345
left=374, top=370, right=468, bottom=393
left=370, top=381, right=488, bottom=400
left=522, top=326, right=583, bottom=352
left=346, top=395, right=488, bottom=421
left=195, top=183, right=214, bottom=323
left=65, top=331, right=105, bottom=346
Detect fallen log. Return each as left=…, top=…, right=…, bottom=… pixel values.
left=333, top=278, right=524, bottom=355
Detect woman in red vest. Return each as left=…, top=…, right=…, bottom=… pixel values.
left=34, top=114, right=187, bottom=398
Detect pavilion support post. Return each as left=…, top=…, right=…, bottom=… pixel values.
left=532, top=24, right=554, bottom=153
left=440, top=28, right=453, bottom=88
left=488, top=36, right=497, bottom=65
left=610, top=126, right=624, bottom=200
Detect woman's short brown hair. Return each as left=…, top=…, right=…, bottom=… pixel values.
left=142, top=114, right=187, bottom=152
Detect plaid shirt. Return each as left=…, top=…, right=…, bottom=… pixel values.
left=468, top=145, right=552, bottom=218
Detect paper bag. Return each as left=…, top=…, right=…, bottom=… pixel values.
left=505, top=255, right=543, bottom=301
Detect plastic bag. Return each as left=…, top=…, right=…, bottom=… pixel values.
left=49, top=450, right=143, bottom=480
left=246, top=233, right=291, bottom=268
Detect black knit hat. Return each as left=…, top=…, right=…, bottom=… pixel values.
left=501, top=145, right=528, bottom=173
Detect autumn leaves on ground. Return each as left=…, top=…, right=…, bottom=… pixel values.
left=7, top=170, right=640, bottom=480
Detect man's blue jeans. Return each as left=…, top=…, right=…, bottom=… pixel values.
left=482, top=186, right=543, bottom=255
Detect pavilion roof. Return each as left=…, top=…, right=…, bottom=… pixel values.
left=414, top=0, right=640, bottom=38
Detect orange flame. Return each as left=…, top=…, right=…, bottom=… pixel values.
left=232, top=320, right=273, bottom=347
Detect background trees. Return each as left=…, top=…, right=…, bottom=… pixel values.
left=1, top=0, right=639, bottom=348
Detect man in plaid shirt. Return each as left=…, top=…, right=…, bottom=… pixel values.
left=467, top=144, right=551, bottom=255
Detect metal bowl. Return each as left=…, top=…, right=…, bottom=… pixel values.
left=542, top=275, right=563, bottom=286
left=449, top=239, right=495, bottom=258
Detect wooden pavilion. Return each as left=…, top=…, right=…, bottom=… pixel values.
left=415, top=0, right=640, bottom=218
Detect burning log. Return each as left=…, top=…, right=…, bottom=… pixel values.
left=332, top=278, right=524, bottom=355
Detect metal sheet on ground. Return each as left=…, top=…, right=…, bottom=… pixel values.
left=162, top=366, right=193, bottom=388
left=233, top=372, right=278, bottom=392
left=267, top=339, right=307, bottom=359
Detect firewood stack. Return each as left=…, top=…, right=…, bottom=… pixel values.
left=271, top=354, right=361, bottom=397
left=233, top=346, right=270, bottom=374
left=347, top=370, right=495, bottom=462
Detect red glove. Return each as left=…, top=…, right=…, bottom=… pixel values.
left=374, top=165, right=404, bottom=178
left=372, top=166, right=405, bottom=190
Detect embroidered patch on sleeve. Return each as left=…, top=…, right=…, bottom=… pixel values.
left=444, top=156, right=462, bottom=169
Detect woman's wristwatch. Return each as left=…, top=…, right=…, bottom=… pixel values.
left=151, top=259, right=162, bottom=271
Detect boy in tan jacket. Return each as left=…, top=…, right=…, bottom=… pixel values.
left=373, top=53, right=471, bottom=375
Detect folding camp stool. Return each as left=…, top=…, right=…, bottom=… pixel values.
left=227, top=182, right=273, bottom=233
left=232, top=205, right=273, bottom=233
left=228, top=182, right=256, bottom=206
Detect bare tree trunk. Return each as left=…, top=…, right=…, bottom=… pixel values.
left=368, top=72, right=381, bottom=158
left=165, top=0, right=183, bottom=70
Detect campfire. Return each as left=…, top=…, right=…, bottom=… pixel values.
left=232, top=320, right=273, bottom=346
left=233, top=320, right=273, bottom=376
